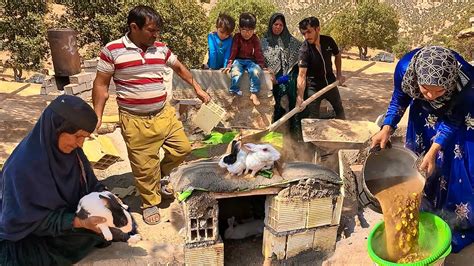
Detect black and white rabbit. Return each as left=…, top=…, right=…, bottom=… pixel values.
left=76, top=191, right=141, bottom=243
left=218, top=140, right=248, bottom=175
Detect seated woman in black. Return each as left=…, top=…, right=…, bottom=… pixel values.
left=0, top=95, right=108, bottom=265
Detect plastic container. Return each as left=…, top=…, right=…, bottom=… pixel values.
left=368, top=212, right=452, bottom=266
left=192, top=101, right=226, bottom=133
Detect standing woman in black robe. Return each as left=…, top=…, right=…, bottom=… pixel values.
left=261, top=13, right=302, bottom=136
left=0, top=95, right=108, bottom=265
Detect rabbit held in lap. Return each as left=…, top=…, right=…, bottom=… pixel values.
left=76, top=191, right=141, bottom=244
left=219, top=140, right=248, bottom=175
left=244, top=143, right=281, bottom=177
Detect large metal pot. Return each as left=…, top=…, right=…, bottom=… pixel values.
left=47, top=29, right=81, bottom=77
left=358, top=145, right=425, bottom=213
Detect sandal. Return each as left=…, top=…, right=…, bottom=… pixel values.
left=143, top=205, right=161, bottom=225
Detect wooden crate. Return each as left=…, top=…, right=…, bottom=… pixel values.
left=313, top=225, right=338, bottom=253
left=262, top=228, right=287, bottom=260
left=184, top=239, right=224, bottom=266
left=183, top=201, right=219, bottom=244
left=266, top=193, right=344, bottom=233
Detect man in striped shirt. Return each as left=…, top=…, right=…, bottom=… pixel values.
left=92, top=5, right=210, bottom=225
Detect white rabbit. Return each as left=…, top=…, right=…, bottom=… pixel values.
left=224, top=216, right=264, bottom=240
left=244, top=143, right=281, bottom=177
left=218, top=140, right=248, bottom=175
left=76, top=191, right=141, bottom=244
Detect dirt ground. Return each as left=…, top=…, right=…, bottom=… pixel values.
left=1, top=57, right=473, bottom=265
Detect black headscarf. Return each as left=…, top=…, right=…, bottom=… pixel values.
left=262, top=13, right=302, bottom=76
left=0, top=95, right=101, bottom=241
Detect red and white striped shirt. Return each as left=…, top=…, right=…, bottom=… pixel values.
left=97, top=34, right=177, bottom=113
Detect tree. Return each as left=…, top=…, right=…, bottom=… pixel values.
left=0, top=1, right=49, bottom=80
left=392, top=37, right=412, bottom=59
left=430, top=6, right=474, bottom=61
left=57, top=0, right=208, bottom=68
left=326, top=0, right=399, bottom=59
left=208, top=0, right=277, bottom=37
left=154, top=0, right=208, bottom=68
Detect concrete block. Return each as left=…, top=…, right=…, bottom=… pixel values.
left=64, top=83, right=87, bottom=95
left=83, top=59, right=98, bottom=68
left=313, top=225, right=338, bottom=253
left=183, top=201, right=219, bottom=244
left=40, top=84, right=58, bottom=95
left=79, top=89, right=92, bottom=99
left=83, top=67, right=97, bottom=73
left=184, top=239, right=223, bottom=266
left=286, top=230, right=315, bottom=258
left=262, top=227, right=286, bottom=260
left=69, top=72, right=93, bottom=84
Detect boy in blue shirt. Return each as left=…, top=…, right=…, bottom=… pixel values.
left=206, top=13, right=235, bottom=70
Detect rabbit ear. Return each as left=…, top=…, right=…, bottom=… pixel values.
left=230, top=140, right=239, bottom=155
left=244, top=143, right=258, bottom=152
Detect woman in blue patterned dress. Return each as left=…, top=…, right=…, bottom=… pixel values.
left=371, top=46, right=474, bottom=252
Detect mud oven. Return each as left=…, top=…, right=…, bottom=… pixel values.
left=172, top=161, right=344, bottom=265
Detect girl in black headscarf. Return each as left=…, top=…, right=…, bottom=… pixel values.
left=0, top=95, right=108, bottom=265
left=262, top=13, right=302, bottom=131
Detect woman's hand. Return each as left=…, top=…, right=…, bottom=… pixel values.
left=371, top=125, right=393, bottom=149
left=73, top=216, right=106, bottom=234
left=419, top=143, right=442, bottom=177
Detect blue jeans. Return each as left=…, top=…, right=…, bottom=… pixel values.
left=229, top=59, right=262, bottom=94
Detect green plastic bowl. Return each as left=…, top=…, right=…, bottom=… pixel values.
left=367, top=212, right=452, bottom=265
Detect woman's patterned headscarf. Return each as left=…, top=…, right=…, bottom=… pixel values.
left=402, top=46, right=460, bottom=109
left=261, top=13, right=301, bottom=76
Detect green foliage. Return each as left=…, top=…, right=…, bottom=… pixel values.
left=208, top=0, right=277, bottom=37
left=0, top=1, right=49, bottom=79
left=392, top=37, right=412, bottom=59
left=325, top=0, right=399, bottom=59
left=430, top=6, right=474, bottom=61
left=154, top=0, right=208, bottom=68
left=57, top=0, right=208, bottom=68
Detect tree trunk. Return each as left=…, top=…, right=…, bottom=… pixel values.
left=13, top=67, right=23, bottom=81
left=358, top=46, right=363, bottom=59
left=362, top=46, right=368, bottom=59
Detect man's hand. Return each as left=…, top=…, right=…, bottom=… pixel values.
left=337, top=74, right=346, bottom=86
left=195, top=88, right=211, bottom=104
left=370, top=125, right=393, bottom=149
left=73, top=216, right=106, bottom=234
left=296, top=95, right=305, bottom=111
left=95, top=118, right=102, bottom=133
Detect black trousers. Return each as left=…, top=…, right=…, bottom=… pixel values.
left=301, top=86, right=346, bottom=120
